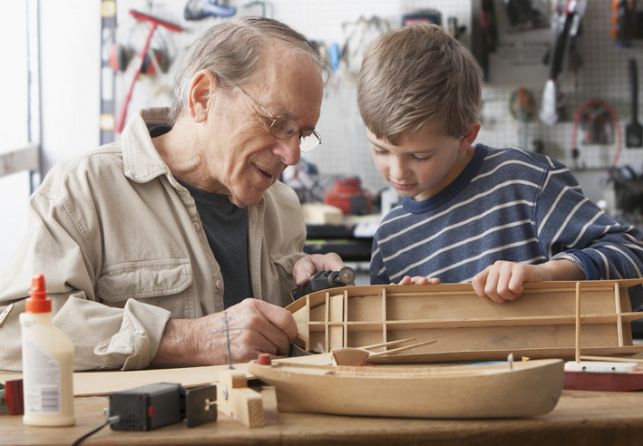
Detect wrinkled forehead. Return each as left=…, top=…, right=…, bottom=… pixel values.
left=248, top=45, right=323, bottom=121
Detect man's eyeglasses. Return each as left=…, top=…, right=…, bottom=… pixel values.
left=236, top=85, right=321, bottom=153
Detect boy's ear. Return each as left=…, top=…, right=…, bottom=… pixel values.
left=462, top=122, right=481, bottom=145
left=187, top=69, right=218, bottom=123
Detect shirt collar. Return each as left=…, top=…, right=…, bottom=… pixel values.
left=121, top=108, right=173, bottom=184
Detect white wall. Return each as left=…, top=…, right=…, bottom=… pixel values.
left=0, top=2, right=30, bottom=270
left=0, top=0, right=99, bottom=269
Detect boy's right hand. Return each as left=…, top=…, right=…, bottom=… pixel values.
left=471, top=259, right=584, bottom=304
left=398, top=275, right=441, bottom=285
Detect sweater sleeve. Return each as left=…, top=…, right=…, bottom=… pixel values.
left=534, top=162, right=643, bottom=280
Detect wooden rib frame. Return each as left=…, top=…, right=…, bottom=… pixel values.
left=288, top=279, right=643, bottom=363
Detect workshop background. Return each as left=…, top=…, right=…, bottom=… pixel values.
left=0, top=0, right=642, bottom=273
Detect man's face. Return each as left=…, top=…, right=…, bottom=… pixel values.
left=367, top=123, right=473, bottom=201
left=204, top=48, right=323, bottom=207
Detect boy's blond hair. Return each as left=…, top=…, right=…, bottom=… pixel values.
left=358, top=24, right=482, bottom=144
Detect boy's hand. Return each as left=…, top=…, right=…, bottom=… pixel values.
left=398, top=275, right=441, bottom=285
left=471, top=260, right=584, bottom=303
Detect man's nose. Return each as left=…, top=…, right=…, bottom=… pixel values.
left=273, top=137, right=301, bottom=166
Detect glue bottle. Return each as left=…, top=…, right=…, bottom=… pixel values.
left=20, top=274, right=75, bottom=426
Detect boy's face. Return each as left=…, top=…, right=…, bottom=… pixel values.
left=367, top=122, right=478, bottom=201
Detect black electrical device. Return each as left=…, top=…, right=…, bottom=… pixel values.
left=108, top=382, right=217, bottom=431
left=109, top=383, right=182, bottom=431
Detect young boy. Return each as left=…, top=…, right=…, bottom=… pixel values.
left=357, top=24, right=643, bottom=305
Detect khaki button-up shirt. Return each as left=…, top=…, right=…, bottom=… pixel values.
left=0, top=111, right=306, bottom=371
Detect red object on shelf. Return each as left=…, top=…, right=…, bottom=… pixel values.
left=324, top=177, right=372, bottom=215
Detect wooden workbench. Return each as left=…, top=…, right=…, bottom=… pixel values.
left=3, top=389, right=643, bottom=445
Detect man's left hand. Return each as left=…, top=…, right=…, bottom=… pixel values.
left=293, top=253, right=344, bottom=285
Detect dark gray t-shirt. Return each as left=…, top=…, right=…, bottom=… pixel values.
left=148, top=125, right=251, bottom=308
left=177, top=180, right=252, bottom=309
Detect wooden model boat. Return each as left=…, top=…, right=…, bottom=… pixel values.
left=287, top=279, right=643, bottom=363
left=249, top=358, right=565, bottom=418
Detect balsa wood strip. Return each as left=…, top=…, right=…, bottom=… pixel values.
left=343, top=289, right=349, bottom=348
left=329, top=294, right=344, bottom=351
left=381, top=288, right=387, bottom=345
left=368, top=345, right=643, bottom=364
left=304, top=295, right=310, bottom=351
left=324, top=292, right=329, bottom=353
left=615, top=283, right=624, bottom=347
left=580, top=355, right=643, bottom=364
left=304, top=312, right=643, bottom=330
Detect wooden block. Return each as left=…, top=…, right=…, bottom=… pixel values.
left=217, top=370, right=264, bottom=428
left=302, top=203, right=343, bottom=225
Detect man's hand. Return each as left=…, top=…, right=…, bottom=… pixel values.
left=471, top=259, right=584, bottom=303
left=152, top=298, right=298, bottom=367
left=398, top=275, right=441, bottom=285
left=292, top=253, right=344, bottom=285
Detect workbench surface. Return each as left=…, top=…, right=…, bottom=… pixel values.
left=3, top=390, right=643, bottom=445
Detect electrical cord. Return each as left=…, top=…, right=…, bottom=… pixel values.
left=70, top=414, right=120, bottom=446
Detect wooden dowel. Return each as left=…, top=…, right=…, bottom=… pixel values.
left=574, top=282, right=580, bottom=362
left=369, top=339, right=437, bottom=358
left=360, top=337, right=417, bottom=350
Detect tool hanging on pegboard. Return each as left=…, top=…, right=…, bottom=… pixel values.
left=115, top=10, right=183, bottom=135
left=109, top=23, right=174, bottom=76
left=184, top=0, right=237, bottom=21
left=539, top=0, right=587, bottom=126
left=610, top=0, right=639, bottom=47
left=625, top=58, right=642, bottom=148
left=570, top=98, right=622, bottom=169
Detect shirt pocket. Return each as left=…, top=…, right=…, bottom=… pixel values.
left=97, top=258, right=192, bottom=303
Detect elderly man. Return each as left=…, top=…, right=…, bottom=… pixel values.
left=0, top=17, right=342, bottom=371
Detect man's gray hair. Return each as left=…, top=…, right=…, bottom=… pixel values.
left=169, top=17, right=322, bottom=124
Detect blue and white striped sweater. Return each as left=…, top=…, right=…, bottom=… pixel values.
left=370, top=144, right=643, bottom=289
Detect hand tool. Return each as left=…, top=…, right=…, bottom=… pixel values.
left=183, top=0, right=236, bottom=21
left=626, top=58, right=642, bottom=148
left=291, top=266, right=356, bottom=300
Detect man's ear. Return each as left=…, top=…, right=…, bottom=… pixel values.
left=187, top=69, right=218, bottom=123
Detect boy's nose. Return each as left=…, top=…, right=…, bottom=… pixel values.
left=389, top=156, right=407, bottom=179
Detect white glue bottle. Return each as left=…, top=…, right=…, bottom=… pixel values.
left=20, top=274, right=75, bottom=426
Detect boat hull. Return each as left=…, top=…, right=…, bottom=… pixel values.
left=250, top=359, right=564, bottom=419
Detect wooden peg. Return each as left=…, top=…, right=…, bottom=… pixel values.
left=217, top=370, right=265, bottom=428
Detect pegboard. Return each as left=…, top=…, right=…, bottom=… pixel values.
left=107, top=0, right=643, bottom=199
